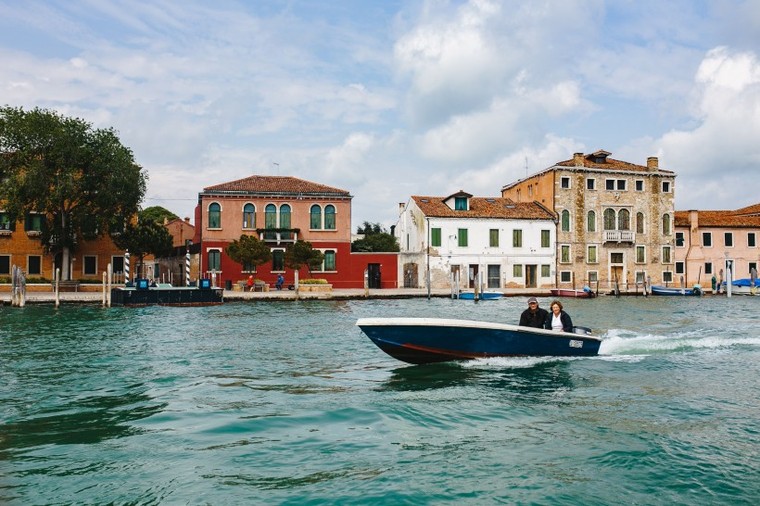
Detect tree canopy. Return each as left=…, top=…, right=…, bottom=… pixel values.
left=140, top=206, right=178, bottom=224
left=225, top=234, right=272, bottom=272
left=112, top=219, right=174, bottom=278
left=352, top=221, right=399, bottom=252
left=0, top=106, right=146, bottom=279
left=285, top=240, right=324, bottom=274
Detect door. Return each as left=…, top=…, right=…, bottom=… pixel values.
left=468, top=264, right=479, bottom=289
left=525, top=264, right=537, bottom=288
left=368, top=263, right=381, bottom=289
left=403, top=263, right=418, bottom=288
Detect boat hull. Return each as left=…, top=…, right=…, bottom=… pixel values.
left=457, top=291, right=503, bottom=300
left=549, top=288, right=594, bottom=298
left=650, top=285, right=702, bottom=296
left=110, top=287, right=224, bottom=306
left=356, top=317, right=601, bottom=364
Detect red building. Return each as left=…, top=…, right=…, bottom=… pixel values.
left=194, top=175, right=397, bottom=289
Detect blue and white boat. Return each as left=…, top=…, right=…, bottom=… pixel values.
left=356, top=317, right=600, bottom=364
left=650, top=285, right=703, bottom=296
left=457, top=291, right=503, bottom=300
left=724, top=278, right=760, bottom=295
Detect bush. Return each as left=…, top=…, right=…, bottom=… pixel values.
left=300, top=278, right=329, bottom=285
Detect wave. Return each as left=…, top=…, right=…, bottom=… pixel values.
left=599, top=328, right=760, bottom=356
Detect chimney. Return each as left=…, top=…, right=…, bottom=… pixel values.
left=184, top=216, right=191, bottom=223
left=573, top=152, right=584, bottom=166
left=399, top=202, right=406, bottom=215
left=647, top=157, right=659, bottom=171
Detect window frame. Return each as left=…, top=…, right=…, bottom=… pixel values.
left=208, top=202, right=222, bottom=229
left=457, top=228, right=468, bottom=247
left=83, top=255, right=97, bottom=276
left=512, top=229, right=522, bottom=248
left=560, top=176, right=571, bottom=189
left=489, top=229, right=499, bottom=248
left=431, top=227, right=442, bottom=247
left=702, top=232, right=712, bottom=247
left=28, top=255, right=42, bottom=276
left=724, top=232, right=733, bottom=248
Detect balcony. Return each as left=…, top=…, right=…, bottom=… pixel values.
left=604, top=230, right=634, bottom=243
left=256, top=228, right=300, bottom=245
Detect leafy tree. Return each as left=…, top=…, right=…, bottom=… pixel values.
left=0, top=106, right=146, bottom=280
left=113, top=219, right=174, bottom=279
left=352, top=221, right=400, bottom=252
left=225, top=234, right=271, bottom=273
left=285, top=240, right=324, bottom=275
left=140, top=206, right=178, bottom=224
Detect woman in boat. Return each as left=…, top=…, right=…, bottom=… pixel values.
left=544, top=300, right=573, bottom=332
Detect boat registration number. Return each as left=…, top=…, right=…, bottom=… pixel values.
left=568, top=340, right=583, bottom=348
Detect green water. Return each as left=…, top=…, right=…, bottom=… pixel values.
left=1, top=297, right=759, bottom=504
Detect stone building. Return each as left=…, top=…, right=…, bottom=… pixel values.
left=501, top=150, right=676, bottom=291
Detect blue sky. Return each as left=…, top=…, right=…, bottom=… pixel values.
left=2, top=0, right=760, bottom=229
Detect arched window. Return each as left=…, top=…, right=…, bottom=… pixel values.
left=587, top=210, right=596, bottom=232
left=324, top=205, right=336, bottom=230
left=561, top=210, right=570, bottom=232
left=618, top=209, right=630, bottom=230
left=265, top=204, right=277, bottom=240
left=636, top=212, right=645, bottom=234
left=310, top=205, right=322, bottom=229
left=243, top=203, right=255, bottom=229
left=324, top=250, right=336, bottom=271
left=662, top=213, right=671, bottom=235
left=603, top=208, right=616, bottom=230
left=280, top=204, right=291, bottom=239
left=208, top=203, right=221, bottom=229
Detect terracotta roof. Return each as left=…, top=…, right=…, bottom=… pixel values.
left=675, top=206, right=760, bottom=228
left=202, top=175, right=351, bottom=197
left=555, top=155, right=674, bottom=174
left=412, top=195, right=555, bottom=220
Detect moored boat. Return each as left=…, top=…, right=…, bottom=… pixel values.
left=457, top=291, right=503, bottom=300
left=111, top=279, right=224, bottom=306
left=724, top=278, right=760, bottom=295
left=356, top=317, right=601, bottom=364
left=549, top=286, right=595, bottom=298
left=650, top=284, right=702, bottom=296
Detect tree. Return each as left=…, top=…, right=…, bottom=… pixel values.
left=352, top=221, right=400, bottom=252
left=225, top=234, right=271, bottom=273
left=140, top=206, right=178, bottom=224
left=285, top=240, right=324, bottom=275
left=0, top=106, right=146, bottom=280
left=112, top=219, right=174, bottom=279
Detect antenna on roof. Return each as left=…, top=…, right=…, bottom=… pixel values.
left=525, top=156, right=529, bottom=177
left=273, top=162, right=279, bottom=175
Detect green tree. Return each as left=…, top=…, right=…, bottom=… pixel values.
left=0, top=106, right=146, bottom=280
left=140, top=206, right=178, bottom=224
left=113, top=219, right=174, bottom=279
left=352, top=221, right=399, bottom=252
left=285, top=240, right=324, bottom=275
left=225, top=234, right=271, bottom=273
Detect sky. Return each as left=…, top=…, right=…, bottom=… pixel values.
left=2, top=0, right=760, bottom=230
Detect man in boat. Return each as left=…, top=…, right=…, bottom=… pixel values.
left=519, top=297, right=548, bottom=328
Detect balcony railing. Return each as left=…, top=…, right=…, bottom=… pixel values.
left=256, top=228, right=300, bottom=244
left=604, top=230, right=634, bottom=243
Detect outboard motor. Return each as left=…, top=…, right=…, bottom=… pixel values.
left=572, top=326, right=592, bottom=335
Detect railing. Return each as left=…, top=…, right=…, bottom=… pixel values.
left=604, top=230, right=634, bottom=243
left=257, top=228, right=300, bottom=244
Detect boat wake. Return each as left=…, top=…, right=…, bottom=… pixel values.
left=599, top=328, right=760, bottom=357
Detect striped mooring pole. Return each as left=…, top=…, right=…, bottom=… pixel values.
left=185, top=248, right=191, bottom=286
left=124, top=250, right=130, bottom=284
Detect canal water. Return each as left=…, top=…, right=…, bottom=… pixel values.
left=1, top=296, right=759, bottom=505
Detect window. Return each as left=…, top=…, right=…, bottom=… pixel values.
left=603, top=208, right=616, bottom=230
left=280, top=204, right=292, bottom=239
left=431, top=228, right=442, bottom=247
left=586, top=178, right=595, bottom=190
left=663, top=271, right=673, bottom=283
left=487, top=265, right=500, bottom=288
left=606, top=179, right=627, bottom=190
left=588, top=271, right=598, bottom=283
left=662, top=214, right=671, bottom=235
left=724, top=232, right=733, bottom=247
left=560, top=245, right=570, bottom=263
left=560, top=271, right=572, bottom=282
left=324, top=205, right=336, bottom=230
left=611, top=252, right=624, bottom=264
left=675, top=232, right=685, bottom=247
left=457, top=228, right=468, bottom=247
left=83, top=255, right=97, bottom=276
left=561, top=210, right=570, bottom=232
left=513, top=264, right=522, bottom=277
left=489, top=229, right=499, bottom=248
left=541, top=264, right=550, bottom=277
left=617, top=180, right=627, bottom=191
left=749, top=232, right=757, bottom=247
left=454, top=197, right=468, bottom=210
left=749, top=262, right=757, bottom=275
left=0, top=255, right=9, bottom=275
left=512, top=229, right=522, bottom=248
left=636, top=245, right=646, bottom=263
left=243, top=204, right=255, bottom=228
left=28, top=255, right=42, bottom=276
left=0, top=212, right=13, bottom=231
left=208, top=203, right=221, bottom=229
left=310, top=205, right=322, bottom=229
left=587, top=211, right=596, bottom=232
left=208, top=249, right=221, bottom=271
left=587, top=245, right=597, bottom=264
left=242, top=260, right=257, bottom=273
left=112, top=256, right=124, bottom=275
left=662, top=181, right=671, bottom=193
left=703, top=232, right=712, bottom=247
left=618, top=209, right=630, bottom=230
left=635, top=271, right=646, bottom=284
left=323, top=250, right=336, bottom=271
left=560, top=176, right=570, bottom=189
left=265, top=204, right=277, bottom=239
left=635, top=180, right=644, bottom=192
left=636, top=212, right=645, bottom=234
left=605, top=179, right=615, bottom=190
left=662, top=246, right=672, bottom=264
left=675, top=261, right=684, bottom=274
left=705, top=262, right=713, bottom=275
left=272, top=249, right=284, bottom=271
left=541, top=230, right=550, bottom=248
left=25, top=213, right=43, bottom=232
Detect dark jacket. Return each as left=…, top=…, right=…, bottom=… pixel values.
left=519, top=307, right=549, bottom=328
left=544, top=311, right=573, bottom=332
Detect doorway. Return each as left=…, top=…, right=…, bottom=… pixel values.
left=367, top=263, right=381, bottom=289
left=525, top=264, right=537, bottom=288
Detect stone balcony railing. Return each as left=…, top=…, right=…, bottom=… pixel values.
left=604, top=230, right=635, bottom=243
